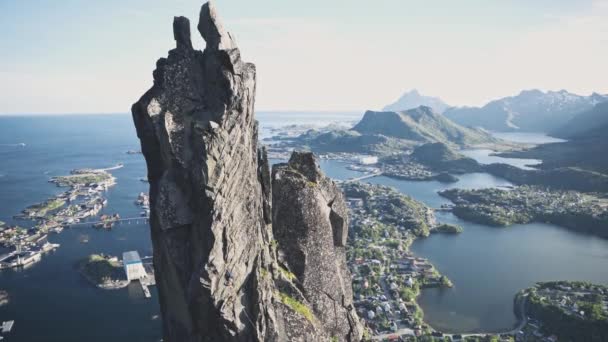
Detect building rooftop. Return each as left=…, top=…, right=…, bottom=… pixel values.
left=123, top=250, right=141, bottom=265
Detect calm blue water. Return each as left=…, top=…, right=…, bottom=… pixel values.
left=0, top=115, right=159, bottom=342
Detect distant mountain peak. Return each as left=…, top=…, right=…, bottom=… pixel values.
left=383, top=89, right=450, bottom=113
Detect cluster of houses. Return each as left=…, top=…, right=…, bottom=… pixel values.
left=0, top=226, right=59, bottom=269
left=0, top=169, right=119, bottom=269
left=343, top=184, right=450, bottom=338
left=534, top=283, right=608, bottom=319
left=382, top=160, right=435, bottom=180
left=135, top=192, right=150, bottom=217
left=442, top=185, right=608, bottom=223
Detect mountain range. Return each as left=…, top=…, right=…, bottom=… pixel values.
left=500, top=101, right=608, bottom=174
left=443, top=89, right=608, bottom=132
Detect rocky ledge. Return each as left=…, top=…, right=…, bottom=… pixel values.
left=131, top=2, right=362, bottom=341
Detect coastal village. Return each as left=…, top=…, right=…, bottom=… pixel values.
left=341, top=182, right=458, bottom=339
left=0, top=165, right=123, bottom=269
left=0, top=163, right=155, bottom=338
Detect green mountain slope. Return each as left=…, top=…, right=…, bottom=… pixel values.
left=352, top=106, right=497, bottom=146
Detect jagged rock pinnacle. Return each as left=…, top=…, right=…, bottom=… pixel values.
left=173, top=16, right=193, bottom=50
left=132, top=2, right=362, bottom=341
left=198, top=2, right=235, bottom=51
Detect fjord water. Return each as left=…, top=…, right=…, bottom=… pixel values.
left=0, top=114, right=606, bottom=340
left=0, top=115, right=159, bottom=342
left=366, top=174, right=608, bottom=333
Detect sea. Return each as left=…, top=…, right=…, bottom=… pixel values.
left=0, top=113, right=606, bottom=341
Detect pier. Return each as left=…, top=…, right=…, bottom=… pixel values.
left=1, top=321, right=14, bottom=334
left=141, top=282, right=151, bottom=298
left=61, top=216, right=149, bottom=228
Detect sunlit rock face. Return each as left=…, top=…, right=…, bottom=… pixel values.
left=132, top=2, right=361, bottom=342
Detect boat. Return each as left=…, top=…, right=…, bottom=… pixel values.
left=1, top=320, right=14, bottom=333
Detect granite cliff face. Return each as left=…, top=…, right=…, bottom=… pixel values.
left=131, top=2, right=361, bottom=341
left=272, top=152, right=362, bottom=341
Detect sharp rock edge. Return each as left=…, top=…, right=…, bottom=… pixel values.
left=132, top=2, right=363, bottom=341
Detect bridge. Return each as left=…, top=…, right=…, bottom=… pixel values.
left=343, top=171, right=383, bottom=183
left=61, top=216, right=149, bottom=228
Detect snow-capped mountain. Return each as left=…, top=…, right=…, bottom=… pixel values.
left=443, top=89, right=608, bottom=132
left=383, top=89, right=450, bottom=113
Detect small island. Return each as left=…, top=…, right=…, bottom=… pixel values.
left=431, top=223, right=463, bottom=234
left=77, top=254, right=129, bottom=290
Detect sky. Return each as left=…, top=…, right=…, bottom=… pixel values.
left=0, top=0, right=607, bottom=114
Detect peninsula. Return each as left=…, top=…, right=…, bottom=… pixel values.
left=439, top=186, right=608, bottom=237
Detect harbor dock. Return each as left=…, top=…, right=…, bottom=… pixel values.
left=1, top=320, right=14, bottom=333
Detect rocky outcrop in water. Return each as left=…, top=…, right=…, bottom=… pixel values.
left=131, top=2, right=361, bottom=341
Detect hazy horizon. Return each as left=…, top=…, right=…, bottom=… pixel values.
left=1, top=0, right=607, bottom=114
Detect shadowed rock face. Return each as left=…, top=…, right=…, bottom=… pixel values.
left=132, top=2, right=361, bottom=342
left=272, top=152, right=362, bottom=341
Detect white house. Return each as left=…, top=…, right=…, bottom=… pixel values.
left=123, top=251, right=147, bottom=281
left=358, top=156, right=378, bottom=165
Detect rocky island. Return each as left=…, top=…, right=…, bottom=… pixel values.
left=77, top=254, right=129, bottom=290
left=131, top=3, right=362, bottom=341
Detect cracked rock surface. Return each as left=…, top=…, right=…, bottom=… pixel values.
left=132, top=2, right=362, bottom=341
left=272, top=152, right=363, bottom=341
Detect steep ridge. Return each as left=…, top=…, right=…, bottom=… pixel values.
left=131, top=3, right=361, bottom=341
left=352, top=106, right=496, bottom=146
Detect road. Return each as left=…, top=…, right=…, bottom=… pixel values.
left=343, top=171, right=383, bottom=183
